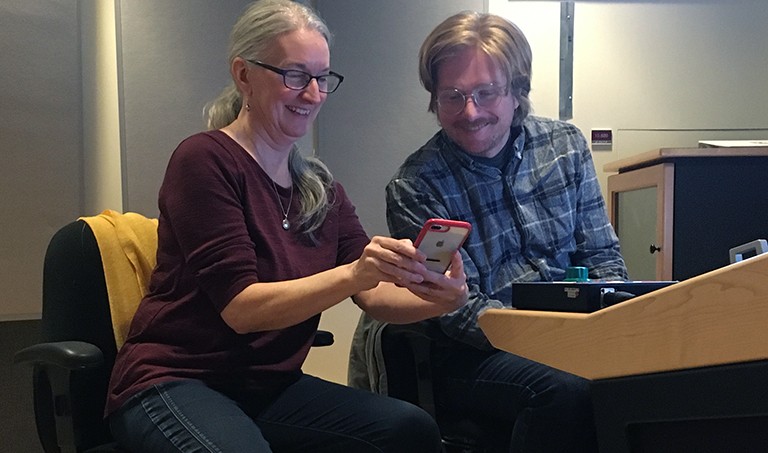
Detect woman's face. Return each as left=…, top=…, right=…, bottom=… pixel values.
left=247, top=28, right=330, bottom=148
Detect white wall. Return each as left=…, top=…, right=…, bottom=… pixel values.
left=490, top=0, right=768, bottom=193
left=82, top=0, right=123, bottom=214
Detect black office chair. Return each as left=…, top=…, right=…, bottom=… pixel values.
left=380, top=321, right=501, bottom=453
left=14, top=213, right=333, bottom=453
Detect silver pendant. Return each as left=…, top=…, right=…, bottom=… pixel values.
left=282, top=218, right=290, bottom=230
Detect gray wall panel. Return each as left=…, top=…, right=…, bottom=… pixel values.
left=316, top=0, right=483, bottom=236
left=0, top=0, right=81, bottom=318
left=118, top=0, right=251, bottom=216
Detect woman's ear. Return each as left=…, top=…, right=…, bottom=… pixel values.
left=231, top=57, right=251, bottom=94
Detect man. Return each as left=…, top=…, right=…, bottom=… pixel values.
left=349, top=10, right=627, bottom=452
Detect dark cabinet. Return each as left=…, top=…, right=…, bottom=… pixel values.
left=605, top=147, right=768, bottom=280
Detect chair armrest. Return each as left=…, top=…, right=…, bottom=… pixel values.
left=14, top=341, right=107, bottom=452
left=313, top=330, right=334, bottom=347
left=14, top=341, right=104, bottom=370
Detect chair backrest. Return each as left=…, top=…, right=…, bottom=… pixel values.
left=42, top=219, right=116, bottom=361
left=379, top=322, right=492, bottom=452
left=36, top=212, right=158, bottom=451
left=42, top=211, right=158, bottom=370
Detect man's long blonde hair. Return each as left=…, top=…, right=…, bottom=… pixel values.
left=418, top=11, right=533, bottom=127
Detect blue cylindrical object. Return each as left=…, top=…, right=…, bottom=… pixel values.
left=564, top=266, right=589, bottom=282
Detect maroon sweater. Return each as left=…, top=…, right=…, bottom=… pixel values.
left=106, top=131, right=369, bottom=415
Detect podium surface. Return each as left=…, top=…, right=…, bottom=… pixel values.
left=478, top=253, right=768, bottom=380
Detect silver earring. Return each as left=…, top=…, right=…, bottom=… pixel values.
left=245, top=102, right=251, bottom=112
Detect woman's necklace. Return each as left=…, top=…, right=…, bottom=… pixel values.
left=231, top=126, right=294, bottom=231
left=270, top=179, right=293, bottom=230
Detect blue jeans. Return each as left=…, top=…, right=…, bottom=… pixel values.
left=433, top=347, right=598, bottom=453
left=109, top=375, right=441, bottom=452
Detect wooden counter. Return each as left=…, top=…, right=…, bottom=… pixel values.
left=603, top=146, right=768, bottom=173
left=478, top=252, right=768, bottom=380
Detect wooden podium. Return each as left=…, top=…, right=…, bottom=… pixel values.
left=478, top=253, right=768, bottom=452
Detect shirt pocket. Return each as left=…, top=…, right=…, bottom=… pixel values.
left=519, top=167, right=578, bottom=251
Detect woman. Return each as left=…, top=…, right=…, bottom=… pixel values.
left=105, top=1, right=467, bottom=452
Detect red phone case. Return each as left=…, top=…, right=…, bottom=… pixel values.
left=414, top=219, right=471, bottom=273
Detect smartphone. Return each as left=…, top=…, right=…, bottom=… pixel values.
left=413, top=218, right=472, bottom=273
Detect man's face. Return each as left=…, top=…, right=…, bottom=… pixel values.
left=435, top=47, right=519, bottom=158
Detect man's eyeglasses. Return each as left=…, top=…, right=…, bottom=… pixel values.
left=246, top=59, right=344, bottom=94
left=436, top=84, right=508, bottom=115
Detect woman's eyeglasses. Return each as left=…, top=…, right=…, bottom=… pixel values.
left=246, top=59, right=344, bottom=94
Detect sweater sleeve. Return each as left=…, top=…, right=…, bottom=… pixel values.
left=331, top=182, right=371, bottom=266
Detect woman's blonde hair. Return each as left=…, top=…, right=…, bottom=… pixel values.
left=204, top=0, right=335, bottom=236
left=418, top=11, right=533, bottom=126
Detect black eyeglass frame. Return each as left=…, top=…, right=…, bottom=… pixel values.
left=245, top=58, right=344, bottom=94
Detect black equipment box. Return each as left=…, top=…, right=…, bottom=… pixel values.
left=512, top=281, right=677, bottom=313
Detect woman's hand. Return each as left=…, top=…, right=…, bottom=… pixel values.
left=351, top=236, right=429, bottom=290
left=401, top=251, right=468, bottom=313
left=350, top=236, right=468, bottom=321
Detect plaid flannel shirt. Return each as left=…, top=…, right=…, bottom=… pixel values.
left=386, top=116, right=627, bottom=349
